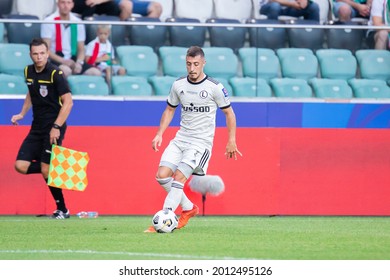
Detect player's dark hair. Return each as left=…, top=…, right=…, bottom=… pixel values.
left=187, top=46, right=204, bottom=58
left=29, top=38, right=48, bottom=51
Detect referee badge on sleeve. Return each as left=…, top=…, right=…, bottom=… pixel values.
left=47, top=145, right=90, bottom=191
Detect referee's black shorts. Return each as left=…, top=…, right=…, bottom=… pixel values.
left=16, top=125, right=67, bottom=164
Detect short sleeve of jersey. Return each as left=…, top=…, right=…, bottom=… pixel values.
left=167, top=79, right=180, bottom=107
left=54, top=69, right=71, bottom=96
left=214, top=81, right=231, bottom=109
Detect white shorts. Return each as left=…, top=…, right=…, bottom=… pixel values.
left=159, top=139, right=211, bottom=178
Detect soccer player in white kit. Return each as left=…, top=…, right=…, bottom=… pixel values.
left=145, top=46, right=242, bottom=232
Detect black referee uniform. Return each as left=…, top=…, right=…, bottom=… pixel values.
left=16, top=62, right=71, bottom=214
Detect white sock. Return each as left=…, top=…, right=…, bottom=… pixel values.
left=180, top=194, right=193, bottom=211
left=156, top=177, right=172, bottom=193
left=163, top=181, right=184, bottom=211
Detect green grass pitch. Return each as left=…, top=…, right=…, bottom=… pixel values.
left=0, top=215, right=389, bottom=260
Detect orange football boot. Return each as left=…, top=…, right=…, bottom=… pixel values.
left=177, top=204, right=199, bottom=229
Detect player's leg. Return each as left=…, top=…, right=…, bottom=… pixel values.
left=41, top=125, right=70, bottom=219
left=15, top=130, right=42, bottom=174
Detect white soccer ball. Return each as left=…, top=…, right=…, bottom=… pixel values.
left=152, top=209, right=178, bottom=233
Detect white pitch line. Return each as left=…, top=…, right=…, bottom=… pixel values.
left=0, top=249, right=255, bottom=260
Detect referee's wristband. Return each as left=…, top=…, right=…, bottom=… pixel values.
left=52, top=123, right=61, bottom=129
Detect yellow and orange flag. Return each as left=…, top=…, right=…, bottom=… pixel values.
left=48, top=145, right=90, bottom=191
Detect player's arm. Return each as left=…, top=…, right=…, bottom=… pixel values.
left=222, top=106, right=242, bottom=160
left=152, top=104, right=176, bottom=152
left=11, top=92, right=32, bottom=125
left=50, top=92, right=73, bottom=145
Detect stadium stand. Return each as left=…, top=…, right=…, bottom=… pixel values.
left=173, top=0, right=214, bottom=23
left=67, top=75, right=110, bottom=96
left=85, top=15, right=128, bottom=46
left=0, top=3, right=389, bottom=99
left=246, top=19, right=288, bottom=49
left=206, top=18, right=247, bottom=52
left=166, top=17, right=206, bottom=47
left=112, top=76, right=153, bottom=96
left=116, top=45, right=159, bottom=78
left=230, top=77, right=273, bottom=97
left=238, top=47, right=280, bottom=81
left=14, top=0, right=56, bottom=20
left=276, top=48, right=319, bottom=81
left=286, top=20, right=326, bottom=51
left=355, top=50, right=390, bottom=81
left=5, top=14, right=40, bottom=45
left=0, top=23, right=4, bottom=43
left=310, top=78, right=353, bottom=99
left=203, top=47, right=239, bottom=80
left=127, top=17, right=167, bottom=52
left=0, top=43, right=30, bottom=77
left=349, top=79, right=390, bottom=98
left=0, top=0, right=13, bottom=18
left=158, top=46, right=187, bottom=77
left=326, top=22, right=365, bottom=53
left=148, top=75, right=176, bottom=96
left=154, top=0, right=174, bottom=21
left=0, top=73, right=28, bottom=94
left=316, top=49, right=357, bottom=80
left=213, top=0, right=253, bottom=22
left=270, top=78, right=313, bottom=98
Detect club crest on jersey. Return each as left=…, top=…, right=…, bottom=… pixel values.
left=39, top=85, right=48, bottom=97
left=222, top=88, right=229, bottom=97
left=199, top=90, right=208, bottom=99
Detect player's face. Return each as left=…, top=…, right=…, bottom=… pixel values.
left=186, top=55, right=205, bottom=83
left=30, top=44, right=49, bottom=70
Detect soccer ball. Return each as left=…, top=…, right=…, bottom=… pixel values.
left=152, top=209, right=178, bottom=233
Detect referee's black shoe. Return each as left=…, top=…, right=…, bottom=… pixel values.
left=51, top=209, right=70, bottom=219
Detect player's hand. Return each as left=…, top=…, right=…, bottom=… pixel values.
left=50, top=128, right=60, bottom=145
left=225, top=142, right=243, bottom=160
left=152, top=135, right=162, bottom=152
left=11, top=114, right=23, bottom=125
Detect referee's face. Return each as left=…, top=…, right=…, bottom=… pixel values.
left=186, top=55, right=205, bottom=83
left=30, top=44, right=49, bottom=71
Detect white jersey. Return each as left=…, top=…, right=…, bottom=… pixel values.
left=167, top=75, right=231, bottom=150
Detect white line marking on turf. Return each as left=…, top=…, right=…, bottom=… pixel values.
left=0, top=250, right=255, bottom=260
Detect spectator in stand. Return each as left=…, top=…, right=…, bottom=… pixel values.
left=41, top=0, right=101, bottom=77
left=367, top=0, right=389, bottom=49
left=259, top=0, right=320, bottom=22
left=85, top=24, right=126, bottom=87
left=333, top=0, right=372, bottom=23
left=72, top=0, right=162, bottom=20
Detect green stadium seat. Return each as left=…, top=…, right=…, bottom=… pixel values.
left=116, top=46, right=158, bottom=78
left=238, top=47, right=280, bottom=81
left=0, top=74, right=28, bottom=94
left=230, top=77, right=272, bottom=97
left=158, top=46, right=187, bottom=77
left=270, top=78, right=313, bottom=98
left=0, top=43, right=31, bottom=77
left=148, top=76, right=177, bottom=96
left=310, top=78, right=353, bottom=99
left=316, top=49, right=357, bottom=80
left=349, top=79, right=390, bottom=98
left=112, top=76, right=153, bottom=96
left=355, top=50, right=390, bottom=81
left=0, top=23, right=4, bottom=43
left=203, top=47, right=239, bottom=80
left=276, top=48, right=318, bottom=81
left=67, top=75, right=109, bottom=96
